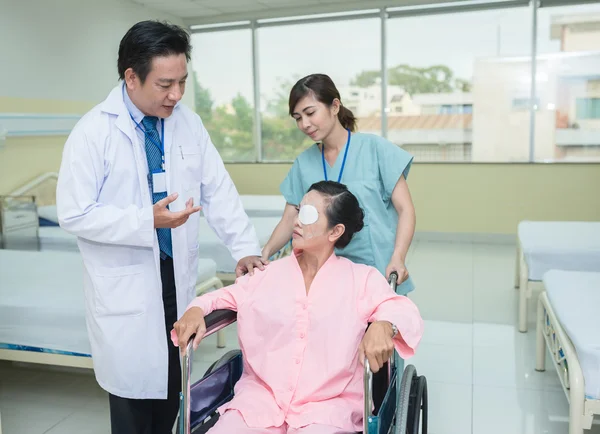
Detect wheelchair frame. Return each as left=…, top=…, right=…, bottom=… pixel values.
left=178, top=273, right=427, bottom=434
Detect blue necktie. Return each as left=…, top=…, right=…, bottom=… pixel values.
left=142, top=116, right=172, bottom=259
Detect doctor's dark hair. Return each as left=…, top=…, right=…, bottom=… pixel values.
left=118, top=20, right=191, bottom=84
left=308, top=181, right=364, bottom=249
left=288, top=74, right=357, bottom=132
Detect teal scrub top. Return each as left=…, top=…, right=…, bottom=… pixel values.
left=280, top=132, right=415, bottom=295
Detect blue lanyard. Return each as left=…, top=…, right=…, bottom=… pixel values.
left=129, top=114, right=165, bottom=156
left=129, top=114, right=166, bottom=171
left=122, top=84, right=166, bottom=168
left=322, top=128, right=351, bottom=183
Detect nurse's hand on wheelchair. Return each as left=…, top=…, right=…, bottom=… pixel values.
left=386, top=252, right=409, bottom=284
left=172, top=307, right=206, bottom=354
left=359, top=321, right=395, bottom=374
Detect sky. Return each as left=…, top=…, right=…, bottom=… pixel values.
left=190, top=3, right=600, bottom=107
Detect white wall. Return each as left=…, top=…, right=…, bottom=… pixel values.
left=563, top=26, right=600, bottom=53
left=0, top=0, right=195, bottom=108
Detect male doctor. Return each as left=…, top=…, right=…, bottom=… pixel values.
left=56, top=20, right=266, bottom=434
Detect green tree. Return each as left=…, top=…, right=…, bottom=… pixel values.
left=454, top=78, right=472, bottom=93
left=261, top=76, right=312, bottom=160
left=351, top=64, right=471, bottom=94
left=194, top=76, right=254, bottom=160
left=350, top=70, right=381, bottom=88
left=194, top=75, right=313, bottom=162
left=193, top=72, right=213, bottom=123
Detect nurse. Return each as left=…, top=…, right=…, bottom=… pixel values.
left=262, top=73, right=416, bottom=295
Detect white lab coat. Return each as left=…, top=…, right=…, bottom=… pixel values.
left=56, top=84, right=261, bottom=400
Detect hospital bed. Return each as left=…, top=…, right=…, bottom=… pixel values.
left=515, top=221, right=600, bottom=332
left=536, top=270, right=600, bottom=434
left=0, top=250, right=225, bottom=369
left=178, top=273, right=428, bottom=434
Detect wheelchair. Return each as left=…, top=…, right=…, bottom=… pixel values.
left=178, top=273, right=428, bottom=434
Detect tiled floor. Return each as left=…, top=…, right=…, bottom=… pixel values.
left=1, top=239, right=599, bottom=433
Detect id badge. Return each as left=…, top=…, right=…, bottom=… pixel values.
left=152, top=171, right=167, bottom=194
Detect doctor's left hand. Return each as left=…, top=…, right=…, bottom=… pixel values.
left=235, top=255, right=269, bottom=278
left=154, top=194, right=202, bottom=229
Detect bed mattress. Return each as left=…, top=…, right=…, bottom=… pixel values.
left=0, top=250, right=218, bottom=356
left=518, top=221, right=600, bottom=281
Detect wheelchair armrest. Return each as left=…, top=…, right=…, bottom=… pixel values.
left=364, top=355, right=395, bottom=432
left=180, top=309, right=237, bottom=434
left=204, top=309, right=238, bottom=338
left=364, top=358, right=374, bottom=433
left=362, top=272, right=400, bottom=432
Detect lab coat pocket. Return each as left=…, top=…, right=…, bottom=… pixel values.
left=93, top=264, right=147, bottom=317
left=179, top=144, right=202, bottom=156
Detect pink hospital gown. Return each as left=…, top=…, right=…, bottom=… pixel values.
left=173, top=251, right=423, bottom=432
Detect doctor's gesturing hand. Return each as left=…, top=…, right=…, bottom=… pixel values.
left=153, top=192, right=202, bottom=229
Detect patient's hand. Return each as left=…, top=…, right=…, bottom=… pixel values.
left=359, top=321, right=395, bottom=373
left=172, top=307, right=206, bottom=354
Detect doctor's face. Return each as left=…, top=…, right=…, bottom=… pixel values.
left=291, top=93, right=339, bottom=143
left=125, top=53, right=188, bottom=118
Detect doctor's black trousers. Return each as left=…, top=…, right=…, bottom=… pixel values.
left=108, top=256, right=181, bottom=434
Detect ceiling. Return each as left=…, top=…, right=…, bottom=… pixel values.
left=129, top=0, right=473, bottom=26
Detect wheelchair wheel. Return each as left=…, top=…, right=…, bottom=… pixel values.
left=407, top=375, right=427, bottom=434
left=395, top=365, right=428, bottom=434
left=203, top=350, right=242, bottom=377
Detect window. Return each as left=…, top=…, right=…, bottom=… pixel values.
left=191, top=30, right=255, bottom=162
left=387, top=6, right=531, bottom=162
left=576, top=97, right=600, bottom=119
left=512, top=97, right=539, bottom=111
left=536, top=3, right=600, bottom=161
left=187, top=2, right=600, bottom=164
left=258, top=18, right=381, bottom=161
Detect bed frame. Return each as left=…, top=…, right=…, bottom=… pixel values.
left=515, top=239, right=545, bottom=333
left=536, top=291, right=600, bottom=434
left=10, top=172, right=59, bottom=207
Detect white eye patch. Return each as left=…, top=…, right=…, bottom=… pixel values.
left=298, top=204, right=319, bottom=225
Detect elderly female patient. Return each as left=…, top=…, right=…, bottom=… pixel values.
left=172, top=181, right=424, bottom=434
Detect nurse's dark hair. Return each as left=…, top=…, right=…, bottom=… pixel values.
left=289, top=74, right=357, bottom=132
left=307, top=181, right=364, bottom=249
left=118, top=20, right=191, bottom=84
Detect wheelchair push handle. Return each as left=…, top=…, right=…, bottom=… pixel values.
left=389, top=271, right=399, bottom=292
